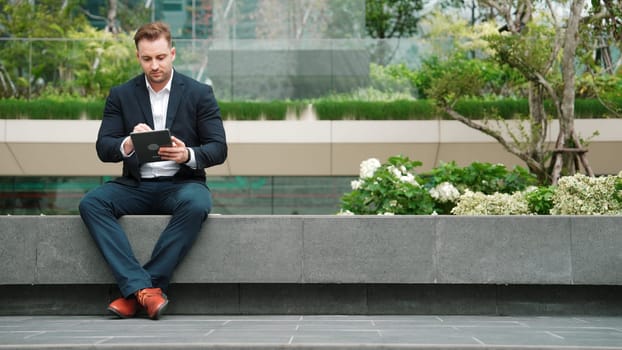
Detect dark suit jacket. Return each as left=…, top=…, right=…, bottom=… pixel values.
left=96, top=71, right=227, bottom=186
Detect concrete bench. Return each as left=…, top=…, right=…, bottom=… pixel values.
left=2, top=215, right=622, bottom=316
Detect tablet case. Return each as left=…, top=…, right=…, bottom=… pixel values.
left=130, top=129, right=172, bottom=163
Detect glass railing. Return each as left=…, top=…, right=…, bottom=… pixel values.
left=0, top=37, right=427, bottom=100
left=0, top=176, right=355, bottom=215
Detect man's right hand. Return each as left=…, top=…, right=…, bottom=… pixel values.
left=123, top=123, right=154, bottom=155
left=132, top=123, right=153, bottom=133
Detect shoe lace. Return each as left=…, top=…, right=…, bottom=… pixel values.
left=136, top=288, right=161, bottom=305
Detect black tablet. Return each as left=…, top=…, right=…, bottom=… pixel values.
left=130, top=129, right=172, bottom=163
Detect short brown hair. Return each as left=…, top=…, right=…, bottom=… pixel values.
left=133, top=22, right=172, bottom=49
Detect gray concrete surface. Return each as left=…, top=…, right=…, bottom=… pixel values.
left=3, top=284, right=622, bottom=316
left=1, top=315, right=622, bottom=350
left=3, top=215, right=622, bottom=286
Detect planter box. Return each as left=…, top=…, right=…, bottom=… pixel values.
left=2, top=215, right=622, bottom=315
left=2, top=215, right=621, bottom=285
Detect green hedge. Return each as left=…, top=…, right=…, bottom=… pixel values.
left=0, top=98, right=619, bottom=120
left=0, top=98, right=104, bottom=119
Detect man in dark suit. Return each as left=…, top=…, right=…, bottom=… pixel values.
left=79, top=22, right=227, bottom=320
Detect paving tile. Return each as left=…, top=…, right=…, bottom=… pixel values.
left=1, top=315, right=622, bottom=349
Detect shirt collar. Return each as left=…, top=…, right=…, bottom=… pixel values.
left=145, top=70, right=174, bottom=95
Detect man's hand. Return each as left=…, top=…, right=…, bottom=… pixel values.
left=123, top=123, right=153, bottom=155
left=158, top=136, right=190, bottom=164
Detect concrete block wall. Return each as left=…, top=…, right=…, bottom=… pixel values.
left=2, top=215, right=622, bottom=315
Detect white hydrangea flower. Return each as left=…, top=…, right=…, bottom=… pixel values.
left=399, top=173, right=418, bottom=186
left=429, top=182, right=460, bottom=203
left=359, top=158, right=381, bottom=179
left=388, top=165, right=402, bottom=178
left=337, top=209, right=355, bottom=216
left=551, top=173, right=622, bottom=215
left=451, top=190, right=530, bottom=215
left=350, top=179, right=363, bottom=190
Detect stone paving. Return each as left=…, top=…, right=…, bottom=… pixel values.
left=1, top=315, right=622, bottom=349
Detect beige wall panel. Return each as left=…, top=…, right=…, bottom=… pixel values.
left=331, top=143, right=438, bottom=176
left=0, top=120, right=6, bottom=142
left=2, top=119, right=622, bottom=177
left=436, top=143, right=524, bottom=169
left=556, top=119, right=622, bottom=142
left=5, top=120, right=99, bottom=143
left=226, top=143, right=332, bottom=175
left=582, top=142, right=622, bottom=175
left=9, top=143, right=121, bottom=176
left=205, top=160, right=233, bottom=176
left=0, top=144, right=22, bottom=175
left=331, top=120, right=439, bottom=143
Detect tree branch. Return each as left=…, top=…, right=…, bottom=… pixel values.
left=443, top=106, right=546, bottom=174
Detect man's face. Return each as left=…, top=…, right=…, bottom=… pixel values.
left=136, top=36, right=176, bottom=91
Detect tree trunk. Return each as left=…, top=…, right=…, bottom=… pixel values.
left=106, top=0, right=118, bottom=34
left=559, top=0, right=583, bottom=136
left=552, top=0, right=594, bottom=184
left=527, top=82, right=549, bottom=183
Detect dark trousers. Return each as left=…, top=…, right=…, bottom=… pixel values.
left=79, top=180, right=212, bottom=297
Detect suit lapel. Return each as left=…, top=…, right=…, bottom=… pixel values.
left=135, top=75, right=155, bottom=129
left=166, top=72, right=184, bottom=129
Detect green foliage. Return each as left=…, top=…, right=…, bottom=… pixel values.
left=422, top=55, right=486, bottom=105
left=576, top=71, right=622, bottom=99
left=365, top=0, right=423, bottom=39
left=525, top=186, right=555, bottom=215
left=219, top=101, right=294, bottom=120
left=313, top=100, right=437, bottom=120
left=423, top=161, right=538, bottom=195
left=419, top=54, right=525, bottom=103
left=342, top=156, right=622, bottom=216
left=453, top=99, right=529, bottom=119
left=0, top=0, right=89, bottom=38
left=615, top=176, right=622, bottom=204
left=550, top=173, right=622, bottom=215
left=309, top=64, right=417, bottom=102
left=66, top=28, right=139, bottom=98
left=340, top=156, right=436, bottom=215
left=450, top=190, right=531, bottom=215
left=1, top=98, right=619, bottom=120
left=340, top=156, right=538, bottom=216
left=0, top=1, right=145, bottom=99
left=487, top=23, right=558, bottom=82
left=0, top=0, right=92, bottom=97
left=0, top=97, right=104, bottom=119
left=574, top=98, right=622, bottom=118
left=368, top=63, right=416, bottom=97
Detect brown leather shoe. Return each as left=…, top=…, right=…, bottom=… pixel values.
left=107, top=297, right=139, bottom=318
left=135, top=288, right=168, bottom=320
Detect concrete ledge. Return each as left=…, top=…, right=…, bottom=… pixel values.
left=2, top=215, right=622, bottom=316
left=2, top=215, right=622, bottom=286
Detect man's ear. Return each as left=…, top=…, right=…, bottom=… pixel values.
left=171, top=47, right=176, bottom=61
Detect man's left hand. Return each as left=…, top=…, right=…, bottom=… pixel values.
left=158, top=136, right=190, bottom=164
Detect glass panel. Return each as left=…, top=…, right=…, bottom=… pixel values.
left=0, top=176, right=354, bottom=215
left=0, top=0, right=439, bottom=101
left=0, top=177, right=104, bottom=215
